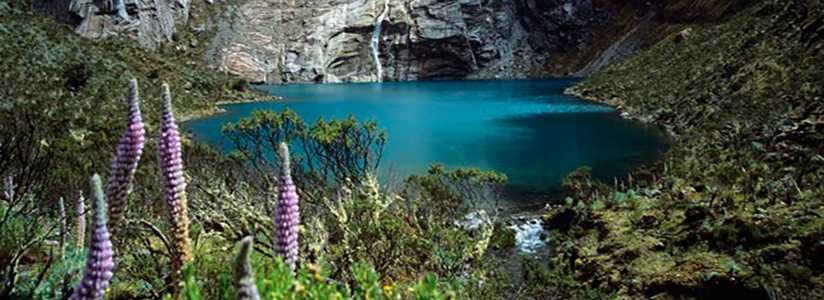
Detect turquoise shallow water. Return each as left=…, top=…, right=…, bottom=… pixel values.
left=185, top=79, right=669, bottom=203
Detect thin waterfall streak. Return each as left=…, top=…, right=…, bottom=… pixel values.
left=371, top=0, right=390, bottom=82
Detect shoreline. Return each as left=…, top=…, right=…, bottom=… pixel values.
left=564, top=85, right=679, bottom=139
left=183, top=82, right=674, bottom=220
left=180, top=94, right=285, bottom=122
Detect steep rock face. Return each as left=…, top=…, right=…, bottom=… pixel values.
left=34, top=0, right=757, bottom=82
left=206, top=0, right=609, bottom=83
left=34, top=0, right=190, bottom=49
left=205, top=0, right=380, bottom=83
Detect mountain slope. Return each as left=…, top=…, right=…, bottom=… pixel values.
left=0, top=0, right=241, bottom=195
left=556, top=0, right=824, bottom=298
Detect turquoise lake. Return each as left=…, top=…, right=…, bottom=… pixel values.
left=185, top=79, right=669, bottom=205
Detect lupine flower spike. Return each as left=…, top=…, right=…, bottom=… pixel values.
left=106, top=78, right=146, bottom=242
left=75, top=192, right=86, bottom=249
left=235, top=237, right=261, bottom=300
left=157, top=83, right=192, bottom=292
left=70, top=174, right=114, bottom=300
left=273, top=142, right=299, bottom=270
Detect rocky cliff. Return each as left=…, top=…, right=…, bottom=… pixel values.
left=34, top=0, right=757, bottom=83
left=577, top=0, right=757, bottom=75
left=203, top=0, right=611, bottom=83
left=204, top=0, right=757, bottom=84
left=34, top=0, right=190, bottom=49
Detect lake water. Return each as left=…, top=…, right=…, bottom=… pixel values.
left=185, top=79, right=669, bottom=207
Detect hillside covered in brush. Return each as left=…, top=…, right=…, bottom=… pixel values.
left=557, top=0, right=824, bottom=298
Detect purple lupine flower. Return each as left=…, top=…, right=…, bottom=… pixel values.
left=157, top=83, right=192, bottom=291
left=106, top=78, right=146, bottom=241
left=75, top=192, right=86, bottom=250
left=58, top=197, right=67, bottom=255
left=273, top=142, right=299, bottom=270
left=70, top=174, right=114, bottom=300
left=235, top=236, right=261, bottom=300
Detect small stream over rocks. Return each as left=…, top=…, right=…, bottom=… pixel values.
left=509, top=219, right=547, bottom=254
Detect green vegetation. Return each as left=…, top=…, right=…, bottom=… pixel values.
left=561, top=0, right=824, bottom=298
left=3, top=0, right=823, bottom=298
left=1, top=75, right=505, bottom=298
left=0, top=0, right=252, bottom=197
left=221, top=108, right=387, bottom=191
left=176, top=258, right=461, bottom=300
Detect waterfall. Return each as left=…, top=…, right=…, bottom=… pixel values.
left=371, top=0, right=390, bottom=82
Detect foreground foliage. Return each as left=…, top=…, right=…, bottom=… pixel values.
left=2, top=78, right=511, bottom=299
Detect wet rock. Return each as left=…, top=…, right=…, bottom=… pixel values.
left=673, top=27, right=694, bottom=43
left=545, top=207, right=576, bottom=233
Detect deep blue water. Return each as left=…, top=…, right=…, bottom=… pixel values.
left=185, top=79, right=669, bottom=204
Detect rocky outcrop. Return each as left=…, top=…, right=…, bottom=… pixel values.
left=34, top=0, right=757, bottom=82
left=34, top=0, right=190, bottom=49
left=205, top=0, right=610, bottom=83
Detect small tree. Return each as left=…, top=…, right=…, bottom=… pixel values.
left=406, top=164, right=507, bottom=221
left=222, top=108, right=387, bottom=202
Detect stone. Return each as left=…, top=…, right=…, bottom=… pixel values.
left=35, top=0, right=755, bottom=84
left=35, top=0, right=190, bottom=50
left=205, top=0, right=610, bottom=84
left=673, top=27, right=694, bottom=44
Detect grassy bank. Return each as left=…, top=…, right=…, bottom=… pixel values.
left=0, top=0, right=251, bottom=196
left=554, top=0, right=824, bottom=298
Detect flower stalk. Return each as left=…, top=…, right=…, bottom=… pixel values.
left=58, top=197, right=67, bottom=256
left=75, top=193, right=86, bottom=250
left=157, top=83, right=192, bottom=293
left=273, top=142, right=299, bottom=270
left=69, top=174, right=114, bottom=300
left=235, top=236, right=260, bottom=300
left=106, top=78, right=146, bottom=242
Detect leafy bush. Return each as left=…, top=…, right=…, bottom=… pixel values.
left=176, top=257, right=459, bottom=300
left=405, top=164, right=508, bottom=222
left=222, top=108, right=387, bottom=194
left=0, top=184, right=60, bottom=298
